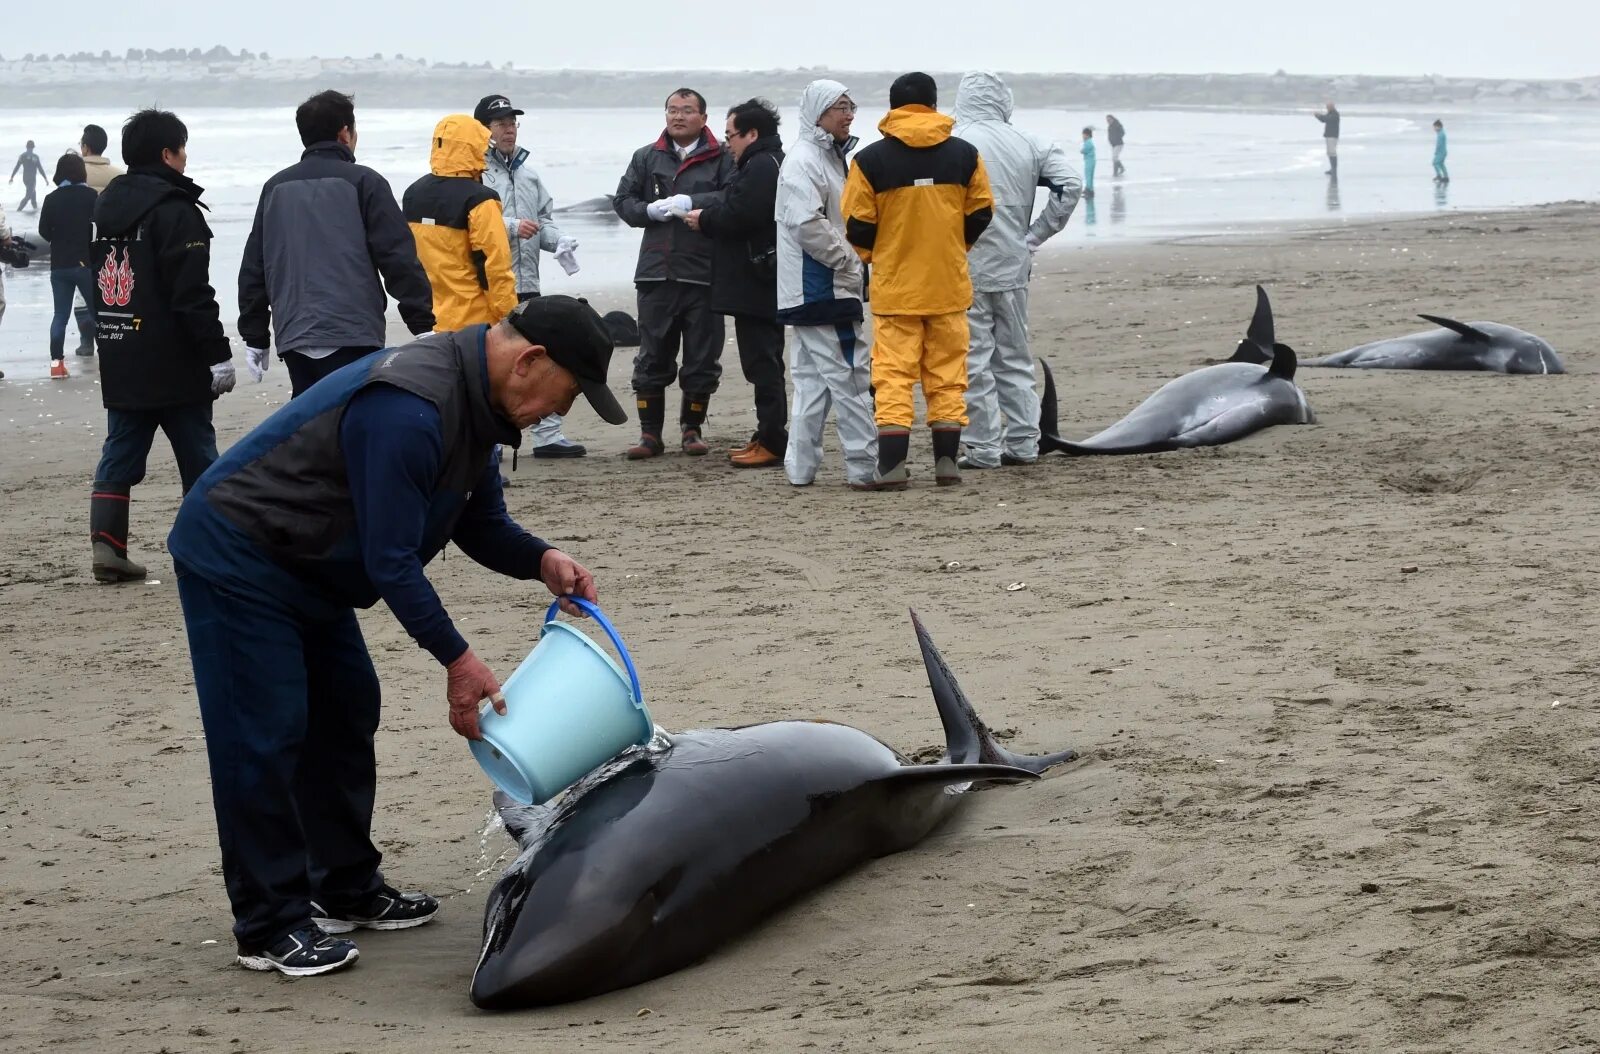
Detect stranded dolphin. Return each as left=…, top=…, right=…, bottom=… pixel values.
left=1301, top=316, right=1564, bottom=374
left=1040, top=286, right=1315, bottom=456
left=469, top=611, right=1077, bottom=1009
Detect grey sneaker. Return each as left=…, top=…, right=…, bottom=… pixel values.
left=311, top=885, right=439, bottom=933
left=237, top=925, right=358, bottom=977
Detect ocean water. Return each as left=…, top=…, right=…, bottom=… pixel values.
left=1, top=103, right=1597, bottom=382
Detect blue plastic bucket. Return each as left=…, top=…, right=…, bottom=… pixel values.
left=469, top=598, right=653, bottom=805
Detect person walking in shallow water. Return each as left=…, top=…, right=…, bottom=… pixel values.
left=1314, top=101, right=1340, bottom=176
left=10, top=140, right=47, bottom=211
left=1432, top=120, right=1449, bottom=183
left=1106, top=114, right=1126, bottom=176
left=1080, top=127, right=1096, bottom=198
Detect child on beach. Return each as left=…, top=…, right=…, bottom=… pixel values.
left=1081, top=127, right=1096, bottom=199
left=1432, top=120, right=1449, bottom=183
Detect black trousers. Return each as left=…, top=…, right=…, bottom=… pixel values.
left=285, top=346, right=381, bottom=398
left=632, top=281, right=724, bottom=395
left=733, top=315, right=788, bottom=451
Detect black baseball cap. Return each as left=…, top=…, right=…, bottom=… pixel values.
left=508, top=296, right=628, bottom=425
left=474, top=94, right=524, bottom=125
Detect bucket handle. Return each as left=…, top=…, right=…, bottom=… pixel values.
left=543, top=597, right=645, bottom=710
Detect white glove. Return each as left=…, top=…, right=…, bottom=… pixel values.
left=1025, top=233, right=1042, bottom=254
left=665, top=193, right=694, bottom=218
left=645, top=199, right=673, bottom=222
left=555, top=235, right=579, bottom=254
left=245, top=345, right=270, bottom=383
left=210, top=360, right=237, bottom=396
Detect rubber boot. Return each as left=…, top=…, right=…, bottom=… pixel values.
left=73, top=307, right=96, bottom=357
left=930, top=422, right=962, bottom=486
left=680, top=393, right=711, bottom=456
left=871, top=429, right=910, bottom=491
left=90, top=481, right=148, bottom=583
left=627, top=393, right=666, bottom=460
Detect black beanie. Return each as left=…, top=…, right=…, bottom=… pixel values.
left=889, top=72, right=937, bottom=110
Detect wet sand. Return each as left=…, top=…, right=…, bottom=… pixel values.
left=3, top=202, right=1597, bottom=1053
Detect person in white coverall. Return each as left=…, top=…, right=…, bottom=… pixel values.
left=775, top=80, right=877, bottom=488
left=951, top=72, right=1081, bottom=468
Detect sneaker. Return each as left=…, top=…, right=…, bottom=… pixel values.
left=237, top=925, right=358, bottom=977
left=532, top=440, right=587, bottom=459
left=49, top=360, right=69, bottom=379
left=311, top=885, right=439, bottom=933
left=1000, top=453, right=1036, bottom=467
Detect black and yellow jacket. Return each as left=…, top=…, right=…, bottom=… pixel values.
left=403, top=115, right=517, bottom=330
left=841, top=106, right=993, bottom=316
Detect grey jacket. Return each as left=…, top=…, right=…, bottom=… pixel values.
left=613, top=129, right=731, bottom=286
left=482, top=146, right=562, bottom=295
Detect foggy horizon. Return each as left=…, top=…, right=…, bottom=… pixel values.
left=8, top=0, right=1599, bottom=82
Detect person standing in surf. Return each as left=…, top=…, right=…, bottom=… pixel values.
left=1314, top=101, right=1340, bottom=176
left=1432, top=120, right=1449, bottom=183
left=1080, top=127, right=1096, bottom=198
left=1106, top=114, right=1126, bottom=176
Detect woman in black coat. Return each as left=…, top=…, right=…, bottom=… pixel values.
left=38, top=152, right=99, bottom=375
left=685, top=99, right=788, bottom=466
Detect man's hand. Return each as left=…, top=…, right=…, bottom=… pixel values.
left=540, top=549, right=597, bottom=616
left=446, top=647, right=504, bottom=740
left=245, top=345, right=270, bottom=382
left=645, top=199, right=673, bottom=222
left=210, top=360, right=237, bottom=396
left=682, top=209, right=702, bottom=231
left=516, top=218, right=540, bottom=240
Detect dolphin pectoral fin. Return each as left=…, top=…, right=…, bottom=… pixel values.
left=1418, top=314, right=1492, bottom=343
left=494, top=790, right=555, bottom=848
left=1267, top=342, right=1299, bottom=380
left=1243, top=284, right=1275, bottom=358
left=876, top=763, right=1040, bottom=790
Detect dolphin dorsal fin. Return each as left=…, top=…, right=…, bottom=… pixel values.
left=1419, top=314, right=1491, bottom=343
left=1242, top=284, right=1275, bottom=359
left=1268, top=342, right=1298, bottom=380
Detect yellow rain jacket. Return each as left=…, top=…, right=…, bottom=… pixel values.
left=402, top=115, right=517, bottom=330
left=841, top=106, right=993, bottom=316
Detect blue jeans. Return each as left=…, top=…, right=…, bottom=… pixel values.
left=94, top=402, right=218, bottom=494
left=49, top=266, right=95, bottom=360
left=177, top=567, right=386, bottom=950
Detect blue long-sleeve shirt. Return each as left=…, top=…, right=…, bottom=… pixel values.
left=1434, top=130, right=1448, bottom=162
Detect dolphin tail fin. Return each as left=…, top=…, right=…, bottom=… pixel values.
left=911, top=609, right=1078, bottom=776
left=1037, top=360, right=1071, bottom=455
left=1228, top=340, right=1272, bottom=365
left=1242, top=284, right=1275, bottom=357
left=1418, top=314, right=1492, bottom=343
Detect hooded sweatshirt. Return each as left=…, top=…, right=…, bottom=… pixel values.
left=403, top=115, right=517, bottom=330
left=841, top=105, right=993, bottom=316
left=775, top=79, right=865, bottom=326
left=91, top=164, right=231, bottom=410
left=952, top=72, right=1081, bottom=293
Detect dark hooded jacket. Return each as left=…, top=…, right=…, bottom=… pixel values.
left=697, top=134, right=784, bottom=320
left=92, top=165, right=230, bottom=410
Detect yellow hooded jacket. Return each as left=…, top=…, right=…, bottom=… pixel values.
left=841, top=106, right=993, bottom=316
left=402, top=115, right=517, bottom=330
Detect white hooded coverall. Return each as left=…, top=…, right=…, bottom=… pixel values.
left=951, top=72, right=1081, bottom=466
left=775, top=79, right=877, bottom=487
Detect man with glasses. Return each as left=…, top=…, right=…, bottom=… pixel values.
left=476, top=94, right=586, bottom=458
left=613, top=89, right=732, bottom=458
left=773, top=81, right=877, bottom=488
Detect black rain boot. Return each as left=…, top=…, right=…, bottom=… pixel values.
left=930, top=422, right=962, bottom=486
left=627, top=393, right=666, bottom=460
left=73, top=307, right=96, bottom=357
left=90, top=481, right=147, bottom=583
left=872, top=429, right=911, bottom=491
left=680, top=393, right=711, bottom=456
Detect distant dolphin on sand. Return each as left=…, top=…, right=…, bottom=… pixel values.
left=1039, top=286, right=1315, bottom=456
left=469, top=611, right=1078, bottom=1009
left=1300, top=317, right=1564, bottom=374
left=552, top=194, right=617, bottom=215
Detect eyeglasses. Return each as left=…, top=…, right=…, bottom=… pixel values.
left=665, top=107, right=702, bottom=117
left=826, top=102, right=858, bottom=115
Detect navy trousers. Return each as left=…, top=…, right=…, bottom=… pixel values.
left=177, top=567, right=386, bottom=950
left=94, top=402, right=217, bottom=494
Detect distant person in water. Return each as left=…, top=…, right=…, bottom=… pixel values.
left=11, top=140, right=46, bottom=211
left=1080, top=127, right=1096, bottom=198
left=1431, top=119, right=1449, bottom=183
left=1106, top=114, right=1125, bottom=176
left=1314, top=101, right=1340, bottom=176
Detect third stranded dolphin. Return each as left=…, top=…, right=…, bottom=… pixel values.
left=1039, top=285, right=1315, bottom=456
left=1302, top=316, right=1564, bottom=374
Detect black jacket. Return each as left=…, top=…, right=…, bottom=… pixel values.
left=39, top=183, right=97, bottom=269
left=1315, top=109, right=1341, bottom=138
left=698, top=135, right=784, bottom=320
left=1106, top=118, right=1125, bottom=147
left=239, top=142, right=434, bottom=352
left=613, top=129, right=731, bottom=286
left=92, top=165, right=230, bottom=410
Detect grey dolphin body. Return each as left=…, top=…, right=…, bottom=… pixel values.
left=1040, top=286, right=1315, bottom=456
left=1301, top=316, right=1564, bottom=374
left=470, top=613, right=1077, bottom=1009
left=551, top=194, right=617, bottom=215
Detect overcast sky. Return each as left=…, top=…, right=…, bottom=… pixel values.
left=12, top=1, right=1599, bottom=80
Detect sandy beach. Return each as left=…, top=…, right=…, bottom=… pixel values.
left=3, top=201, right=1597, bottom=1053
